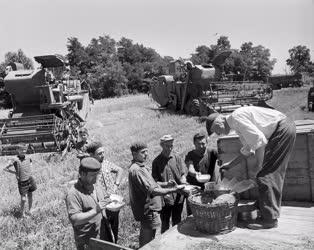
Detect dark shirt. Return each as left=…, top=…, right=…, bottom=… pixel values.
left=185, top=148, right=218, bottom=188
left=152, top=153, right=187, bottom=205
left=65, top=179, right=110, bottom=247
left=128, top=161, right=163, bottom=221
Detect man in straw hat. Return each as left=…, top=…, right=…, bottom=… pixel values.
left=205, top=106, right=296, bottom=230
left=128, top=142, right=184, bottom=247
left=152, top=135, right=188, bottom=233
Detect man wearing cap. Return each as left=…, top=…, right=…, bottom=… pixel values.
left=185, top=131, right=218, bottom=189
left=152, top=135, right=188, bottom=233
left=65, top=157, right=114, bottom=249
left=206, top=106, right=296, bottom=230
left=128, top=142, right=184, bottom=247
left=86, top=141, right=124, bottom=243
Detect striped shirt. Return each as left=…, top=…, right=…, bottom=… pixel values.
left=14, top=158, right=32, bottom=182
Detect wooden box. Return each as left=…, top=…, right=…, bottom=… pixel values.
left=217, top=120, right=314, bottom=201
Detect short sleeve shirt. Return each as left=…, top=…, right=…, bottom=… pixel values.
left=152, top=153, right=187, bottom=205
left=128, top=161, right=163, bottom=221
left=65, top=180, right=110, bottom=246
left=185, top=148, right=217, bottom=187
left=97, top=160, right=120, bottom=194
left=226, top=106, right=286, bottom=156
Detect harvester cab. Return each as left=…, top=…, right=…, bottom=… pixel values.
left=150, top=51, right=273, bottom=116
left=1, top=54, right=90, bottom=156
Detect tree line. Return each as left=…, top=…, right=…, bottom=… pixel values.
left=0, top=35, right=313, bottom=99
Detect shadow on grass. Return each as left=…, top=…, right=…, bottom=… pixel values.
left=1, top=204, right=23, bottom=218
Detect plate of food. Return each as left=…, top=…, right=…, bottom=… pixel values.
left=110, top=194, right=124, bottom=203
left=106, top=201, right=126, bottom=212
left=196, top=174, right=211, bottom=183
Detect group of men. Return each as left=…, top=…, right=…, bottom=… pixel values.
left=65, top=105, right=296, bottom=249
left=129, top=132, right=217, bottom=247
left=66, top=127, right=217, bottom=249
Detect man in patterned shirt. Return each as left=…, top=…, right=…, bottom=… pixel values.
left=86, top=141, right=124, bottom=243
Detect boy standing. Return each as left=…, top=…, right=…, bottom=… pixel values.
left=4, top=147, right=37, bottom=217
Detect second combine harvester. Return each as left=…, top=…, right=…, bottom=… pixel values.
left=150, top=51, right=273, bottom=116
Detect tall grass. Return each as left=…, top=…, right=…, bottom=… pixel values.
left=0, top=95, right=212, bottom=249
left=1, top=89, right=313, bottom=249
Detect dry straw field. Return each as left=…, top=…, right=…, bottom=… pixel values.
left=0, top=87, right=313, bottom=249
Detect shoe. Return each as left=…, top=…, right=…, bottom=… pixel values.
left=246, top=218, right=278, bottom=230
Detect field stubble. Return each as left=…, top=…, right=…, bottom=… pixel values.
left=0, top=88, right=313, bottom=249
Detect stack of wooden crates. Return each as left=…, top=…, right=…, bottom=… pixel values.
left=217, top=120, right=314, bottom=201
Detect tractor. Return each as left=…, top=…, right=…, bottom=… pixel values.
left=150, top=51, right=273, bottom=116
left=0, top=54, right=91, bottom=156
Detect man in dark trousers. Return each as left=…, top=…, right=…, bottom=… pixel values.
left=206, top=106, right=296, bottom=229
left=152, top=135, right=188, bottom=233
left=128, top=142, right=184, bottom=247
left=66, top=157, right=114, bottom=249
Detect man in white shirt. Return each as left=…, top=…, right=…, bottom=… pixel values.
left=206, top=106, right=296, bottom=229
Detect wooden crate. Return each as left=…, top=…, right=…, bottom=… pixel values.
left=217, top=120, right=314, bottom=201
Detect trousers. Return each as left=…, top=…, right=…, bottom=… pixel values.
left=257, top=118, right=296, bottom=221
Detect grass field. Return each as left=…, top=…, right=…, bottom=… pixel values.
left=0, top=87, right=313, bottom=249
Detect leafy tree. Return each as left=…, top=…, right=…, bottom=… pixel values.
left=0, top=49, right=34, bottom=77
left=66, top=37, right=90, bottom=76
left=191, top=45, right=212, bottom=65
left=286, top=45, right=312, bottom=74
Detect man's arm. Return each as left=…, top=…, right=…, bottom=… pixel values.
left=113, top=165, right=124, bottom=187
left=251, top=145, right=265, bottom=177
left=3, top=162, right=17, bottom=175
left=67, top=193, right=107, bottom=227
left=187, top=161, right=199, bottom=177
left=150, top=186, right=182, bottom=197
left=70, top=206, right=103, bottom=226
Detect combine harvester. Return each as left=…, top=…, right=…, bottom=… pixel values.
left=150, top=51, right=273, bottom=115
left=0, top=54, right=90, bottom=156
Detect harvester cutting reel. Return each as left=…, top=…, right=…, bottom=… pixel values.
left=0, top=112, right=83, bottom=157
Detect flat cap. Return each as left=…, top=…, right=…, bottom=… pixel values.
left=205, top=112, right=220, bottom=136
left=160, top=134, right=174, bottom=143
left=80, top=157, right=101, bottom=172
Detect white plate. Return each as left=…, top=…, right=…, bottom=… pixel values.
left=106, top=201, right=125, bottom=212
left=196, top=174, right=211, bottom=183
left=110, top=194, right=123, bottom=203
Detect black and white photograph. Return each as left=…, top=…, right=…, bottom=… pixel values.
left=0, top=0, right=313, bottom=249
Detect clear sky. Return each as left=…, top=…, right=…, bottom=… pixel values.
left=1, top=0, right=313, bottom=74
